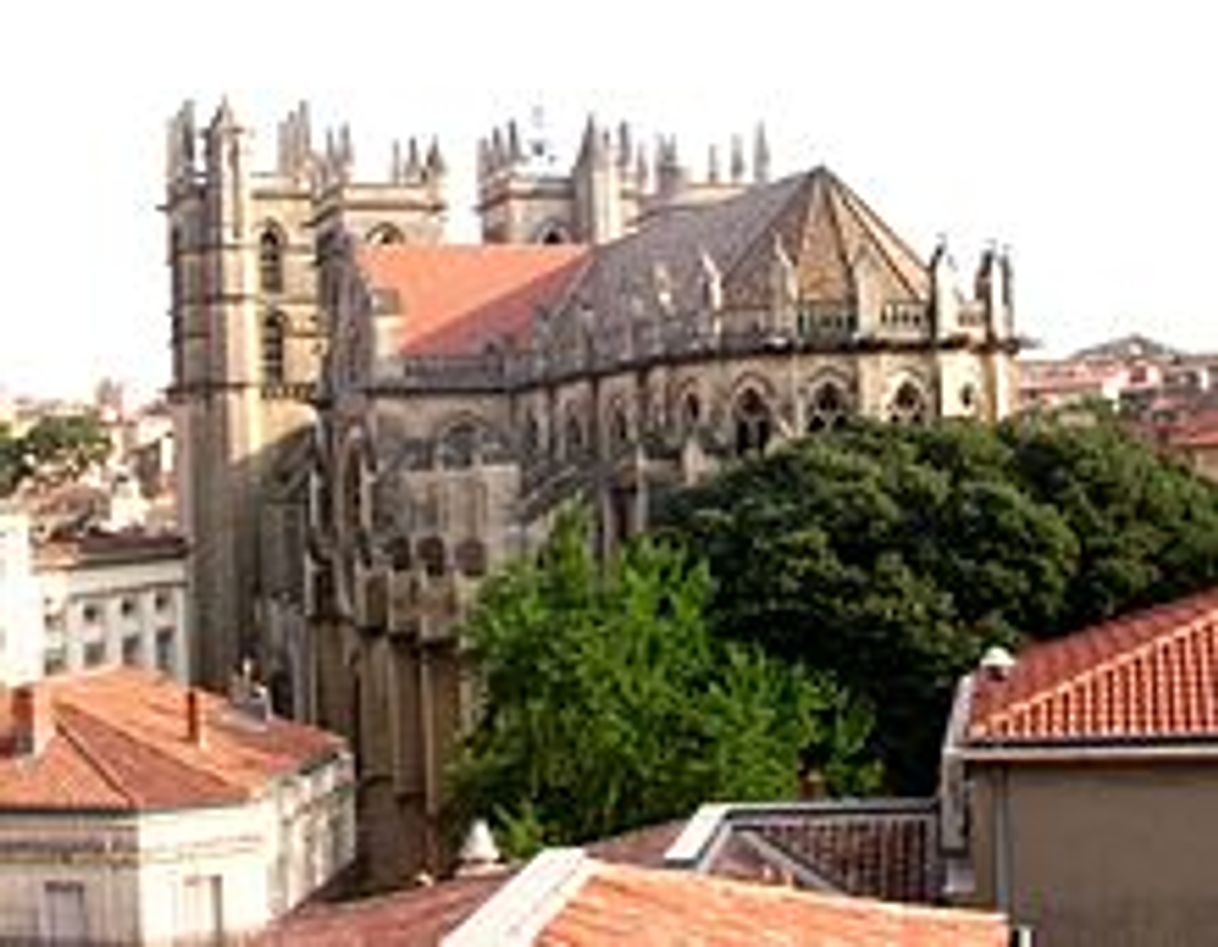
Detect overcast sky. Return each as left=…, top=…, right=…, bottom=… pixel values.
left=1, top=0, right=1215, bottom=402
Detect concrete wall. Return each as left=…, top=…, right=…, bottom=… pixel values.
left=966, top=759, right=1218, bottom=947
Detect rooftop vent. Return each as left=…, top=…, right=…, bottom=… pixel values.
left=456, top=819, right=502, bottom=876
left=979, top=645, right=1016, bottom=681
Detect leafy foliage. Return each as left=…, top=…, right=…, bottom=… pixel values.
left=450, top=510, right=880, bottom=856
left=0, top=413, right=111, bottom=497
left=662, top=415, right=1218, bottom=791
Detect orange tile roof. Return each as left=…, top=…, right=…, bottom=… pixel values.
left=538, top=862, right=1007, bottom=946
left=968, top=588, right=1218, bottom=744
left=0, top=668, right=344, bottom=811
left=254, top=874, right=507, bottom=947
left=359, top=244, right=589, bottom=356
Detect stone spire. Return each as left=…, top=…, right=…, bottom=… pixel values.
left=425, top=138, right=446, bottom=179
left=730, top=133, right=746, bottom=183
left=707, top=144, right=721, bottom=184
left=753, top=122, right=771, bottom=184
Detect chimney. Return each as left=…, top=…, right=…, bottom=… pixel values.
left=186, top=688, right=206, bottom=748
left=12, top=685, right=54, bottom=757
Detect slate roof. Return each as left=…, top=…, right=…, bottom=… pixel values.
left=0, top=668, right=344, bottom=811
left=967, top=587, right=1218, bottom=744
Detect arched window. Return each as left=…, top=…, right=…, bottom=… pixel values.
left=522, top=411, right=541, bottom=458
left=262, top=313, right=286, bottom=384
left=734, top=389, right=772, bottom=456
left=608, top=403, right=631, bottom=453
left=259, top=226, right=285, bottom=293
left=438, top=421, right=480, bottom=469
left=680, top=390, right=702, bottom=436
left=565, top=407, right=586, bottom=460
left=417, top=536, right=447, bottom=578
left=455, top=539, right=488, bottom=578
left=807, top=381, right=849, bottom=433
left=367, top=223, right=405, bottom=246
left=889, top=381, right=928, bottom=425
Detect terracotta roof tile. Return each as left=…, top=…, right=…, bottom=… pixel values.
left=539, top=862, right=1007, bottom=947
left=968, top=587, right=1218, bottom=743
left=0, top=668, right=344, bottom=811
left=359, top=245, right=588, bottom=356
left=254, top=874, right=507, bottom=947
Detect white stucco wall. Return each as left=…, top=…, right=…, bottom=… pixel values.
left=0, top=750, right=354, bottom=945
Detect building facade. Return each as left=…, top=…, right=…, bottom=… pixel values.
left=167, top=99, right=1021, bottom=885
left=0, top=667, right=354, bottom=945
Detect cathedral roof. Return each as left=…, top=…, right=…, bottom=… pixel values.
left=557, top=166, right=930, bottom=323
left=359, top=244, right=589, bottom=356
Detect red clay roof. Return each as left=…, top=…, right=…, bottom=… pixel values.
left=0, top=668, right=344, bottom=811
left=254, top=874, right=508, bottom=947
left=968, top=588, right=1218, bottom=744
left=538, top=862, right=1007, bottom=947
left=359, top=244, right=588, bottom=356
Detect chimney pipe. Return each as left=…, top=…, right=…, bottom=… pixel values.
left=186, top=688, right=206, bottom=748
left=12, top=685, right=53, bottom=757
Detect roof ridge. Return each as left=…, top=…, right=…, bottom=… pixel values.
left=825, top=169, right=927, bottom=296
left=716, top=172, right=815, bottom=289
left=828, top=171, right=921, bottom=300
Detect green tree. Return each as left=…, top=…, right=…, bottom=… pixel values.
left=449, top=510, right=880, bottom=856
left=0, top=413, right=111, bottom=497
left=662, top=415, right=1218, bottom=791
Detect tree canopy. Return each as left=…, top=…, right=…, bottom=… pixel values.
left=0, top=413, right=111, bottom=497
left=661, top=415, right=1218, bottom=791
left=449, top=511, right=880, bottom=856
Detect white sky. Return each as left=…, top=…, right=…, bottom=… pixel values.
left=1, top=0, right=1215, bottom=402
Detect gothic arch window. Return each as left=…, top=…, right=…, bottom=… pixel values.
left=367, top=223, right=405, bottom=246
left=417, top=536, right=447, bottom=578
left=262, top=313, right=287, bottom=384
left=522, top=410, right=541, bottom=459
left=806, top=380, right=850, bottom=433
left=607, top=401, right=631, bottom=453
left=342, top=445, right=364, bottom=533
left=259, top=225, right=286, bottom=294
left=437, top=420, right=484, bottom=469
left=170, top=228, right=184, bottom=309
left=681, top=390, right=702, bottom=433
left=959, top=382, right=980, bottom=416
left=564, top=405, right=587, bottom=461
left=534, top=220, right=570, bottom=245
left=455, top=539, right=488, bottom=578
left=889, top=380, right=929, bottom=425
left=733, top=388, right=772, bottom=456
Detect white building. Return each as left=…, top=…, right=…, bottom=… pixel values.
left=0, top=508, right=43, bottom=684
left=35, top=529, right=191, bottom=683
left=0, top=667, right=355, bottom=944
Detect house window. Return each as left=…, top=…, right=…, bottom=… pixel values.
left=82, top=603, right=100, bottom=625
left=43, top=881, right=87, bottom=944
left=262, top=313, right=287, bottom=384
left=120, top=597, right=137, bottom=618
left=44, top=647, right=67, bottom=677
left=259, top=227, right=285, bottom=294
left=155, top=629, right=175, bottom=673
left=122, top=635, right=142, bottom=667
left=181, top=875, right=224, bottom=945
left=84, top=639, right=106, bottom=668
left=154, top=590, right=171, bottom=612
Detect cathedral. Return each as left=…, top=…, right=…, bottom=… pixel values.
left=164, top=99, right=1019, bottom=886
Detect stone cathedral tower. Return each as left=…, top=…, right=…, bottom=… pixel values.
left=165, top=99, right=448, bottom=694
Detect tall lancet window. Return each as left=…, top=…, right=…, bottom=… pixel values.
left=259, top=226, right=285, bottom=294
left=262, top=313, right=286, bottom=384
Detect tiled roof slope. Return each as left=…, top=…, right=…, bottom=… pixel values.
left=745, top=807, right=939, bottom=902
left=0, top=668, right=343, bottom=811
left=561, top=167, right=929, bottom=326
left=538, top=862, right=1007, bottom=947
left=968, top=587, right=1218, bottom=743
left=254, top=874, right=507, bottom=947
left=359, top=244, right=588, bottom=356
